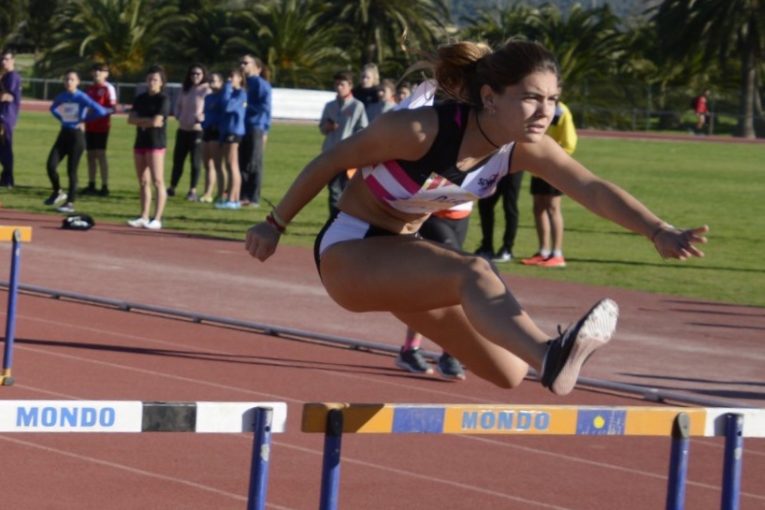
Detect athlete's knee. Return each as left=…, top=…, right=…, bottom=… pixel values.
left=486, top=364, right=528, bottom=389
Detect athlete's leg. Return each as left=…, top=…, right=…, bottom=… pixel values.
left=546, top=195, right=564, bottom=254
left=320, top=236, right=550, bottom=371
left=532, top=194, right=551, bottom=253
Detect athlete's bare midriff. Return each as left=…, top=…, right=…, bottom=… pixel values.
left=337, top=173, right=428, bottom=234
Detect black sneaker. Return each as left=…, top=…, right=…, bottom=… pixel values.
left=541, top=298, right=619, bottom=396
left=43, top=190, right=67, bottom=206
left=395, top=348, right=433, bottom=374
left=474, top=246, right=494, bottom=260
left=81, top=183, right=97, bottom=195
left=436, top=353, right=466, bottom=380
left=99, top=186, right=109, bottom=197
left=493, top=247, right=513, bottom=263
left=166, top=187, right=176, bottom=197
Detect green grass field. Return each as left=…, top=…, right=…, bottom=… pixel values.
left=4, top=111, right=764, bottom=307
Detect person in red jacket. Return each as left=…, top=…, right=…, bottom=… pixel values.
left=692, top=89, right=710, bottom=134
left=83, top=63, right=117, bottom=196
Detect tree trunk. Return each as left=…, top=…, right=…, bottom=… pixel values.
left=736, top=30, right=756, bottom=138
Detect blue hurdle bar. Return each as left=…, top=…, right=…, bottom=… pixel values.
left=1, top=229, right=23, bottom=386
left=721, top=413, right=744, bottom=510
left=248, top=407, right=273, bottom=510
left=319, top=409, right=344, bottom=510
left=666, top=413, right=690, bottom=510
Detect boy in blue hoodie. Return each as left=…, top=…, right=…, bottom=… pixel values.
left=47, top=70, right=110, bottom=212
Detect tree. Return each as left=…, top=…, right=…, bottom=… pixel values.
left=653, top=0, right=765, bottom=138
left=228, top=0, right=349, bottom=88
left=324, top=0, right=453, bottom=69
left=37, top=0, right=187, bottom=79
left=0, top=0, right=25, bottom=50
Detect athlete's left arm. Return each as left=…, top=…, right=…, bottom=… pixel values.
left=514, top=137, right=708, bottom=260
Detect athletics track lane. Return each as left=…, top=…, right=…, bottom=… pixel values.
left=0, top=210, right=763, bottom=509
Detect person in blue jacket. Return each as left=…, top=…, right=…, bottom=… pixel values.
left=199, top=72, right=224, bottom=203
left=238, top=55, right=271, bottom=207
left=46, top=70, right=110, bottom=213
left=215, top=68, right=247, bottom=209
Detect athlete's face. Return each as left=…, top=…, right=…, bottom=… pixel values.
left=1, top=53, right=14, bottom=72
left=91, top=68, right=108, bottom=84
left=63, top=72, right=80, bottom=92
left=146, top=72, right=163, bottom=94
left=486, top=70, right=559, bottom=143
left=335, top=80, right=352, bottom=99
left=209, top=74, right=223, bottom=91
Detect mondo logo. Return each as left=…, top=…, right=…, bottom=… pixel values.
left=16, top=405, right=117, bottom=429
left=461, top=410, right=550, bottom=432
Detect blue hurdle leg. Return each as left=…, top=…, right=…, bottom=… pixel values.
left=319, top=409, right=344, bottom=510
left=247, top=407, right=274, bottom=510
left=721, top=413, right=744, bottom=510
left=1, top=230, right=22, bottom=386
left=666, top=412, right=690, bottom=510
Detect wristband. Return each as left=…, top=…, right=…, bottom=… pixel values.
left=270, top=209, right=288, bottom=230
left=266, top=213, right=286, bottom=234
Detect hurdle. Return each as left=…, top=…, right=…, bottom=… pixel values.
left=1, top=400, right=287, bottom=509
left=0, top=226, right=32, bottom=386
left=302, top=403, right=765, bottom=510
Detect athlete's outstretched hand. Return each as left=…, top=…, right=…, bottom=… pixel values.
left=245, top=221, right=281, bottom=261
left=652, top=224, right=709, bottom=260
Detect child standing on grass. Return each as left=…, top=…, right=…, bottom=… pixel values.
left=215, top=69, right=247, bottom=210
left=46, top=70, right=110, bottom=213
left=83, top=63, right=117, bottom=197
left=127, top=65, right=171, bottom=230
left=199, top=72, right=224, bottom=204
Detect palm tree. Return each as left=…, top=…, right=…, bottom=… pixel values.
left=653, top=0, right=765, bottom=138
left=0, top=0, right=25, bottom=50
left=228, top=0, right=349, bottom=88
left=324, top=0, right=454, bottom=69
left=38, top=0, right=187, bottom=79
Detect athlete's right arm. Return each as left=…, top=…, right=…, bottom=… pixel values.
left=245, top=107, right=437, bottom=261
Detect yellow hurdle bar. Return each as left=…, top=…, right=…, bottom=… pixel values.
left=0, top=227, right=32, bottom=243
left=302, top=403, right=765, bottom=437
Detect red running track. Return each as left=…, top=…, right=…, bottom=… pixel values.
left=0, top=209, right=763, bottom=509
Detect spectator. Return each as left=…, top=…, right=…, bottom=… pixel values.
left=215, top=68, right=247, bottom=209
left=0, top=49, right=21, bottom=189
left=82, top=62, right=117, bottom=197
left=168, top=64, right=210, bottom=201
left=127, top=65, right=171, bottom=230
left=46, top=70, right=109, bottom=213
left=246, top=40, right=708, bottom=396
left=366, top=78, right=397, bottom=123
left=692, top=89, right=710, bottom=134
left=352, top=63, right=381, bottom=118
left=521, top=101, right=578, bottom=268
left=238, top=54, right=271, bottom=208
left=474, top=171, right=524, bottom=263
left=395, top=81, right=412, bottom=103
left=199, top=72, right=224, bottom=204
left=318, top=70, right=368, bottom=216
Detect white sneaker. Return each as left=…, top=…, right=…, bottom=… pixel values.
left=541, top=298, right=619, bottom=396
left=145, top=219, right=162, bottom=230
left=56, top=203, right=75, bottom=213
left=127, top=217, right=149, bottom=228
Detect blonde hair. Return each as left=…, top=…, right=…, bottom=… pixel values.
left=360, top=63, right=380, bottom=86
left=433, top=39, right=560, bottom=109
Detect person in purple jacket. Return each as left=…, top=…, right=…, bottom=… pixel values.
left=0, top=49, right=22, bottom=189
left=46, top=70, right=110, bottom=213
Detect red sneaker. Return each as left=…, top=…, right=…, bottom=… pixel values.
left=538, top=255, right=566, bottom=268
left=521, top=253, right=548, bottom=265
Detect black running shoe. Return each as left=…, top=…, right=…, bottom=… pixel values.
left=436, top=353, right=466, bottom=380
left=541, top=298, right=619, bottom=396
left=43, top=190, right=67, bottom=206
left=395, top=348, right=433, bottom=374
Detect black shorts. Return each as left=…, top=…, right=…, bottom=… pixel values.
left=221, top=133, right=242, bottom=145
left=530, top=176, right=563, bottom=197
left=202, top=127, right=220, bottom=143
left=85, top=131, right=109, bottom=151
